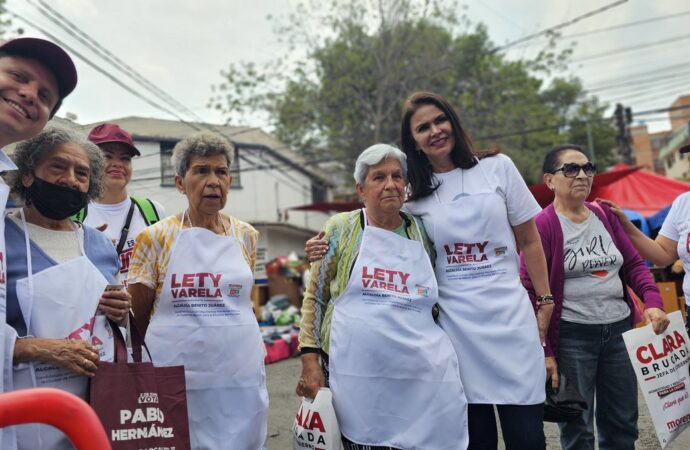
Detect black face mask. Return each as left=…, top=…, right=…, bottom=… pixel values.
left=27, top=177, right=89, bottom=220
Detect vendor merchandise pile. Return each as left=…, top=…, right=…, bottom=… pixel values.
left=260, top=295, right=301, bottom=326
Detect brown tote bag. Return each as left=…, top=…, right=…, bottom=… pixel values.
left=89, top=315, right=191, bottom=450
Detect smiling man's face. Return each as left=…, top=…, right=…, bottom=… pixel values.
left=0, top=55, right=59, bottom=146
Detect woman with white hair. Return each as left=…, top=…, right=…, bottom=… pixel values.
left=296, top=143, right=468, bottom=450
left=128, top=132, right=268, bottom=450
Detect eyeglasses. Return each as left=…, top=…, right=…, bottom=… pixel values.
left=552, top=162, right=596, bottom=178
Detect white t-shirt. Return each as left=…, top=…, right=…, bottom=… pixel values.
left=404, top=154, right=541, bottom=242
left=659, top=191, right=690, bottom=299
left=559, top=212, right=629, bottom=324
left=84, top=198, right=166, bottom=285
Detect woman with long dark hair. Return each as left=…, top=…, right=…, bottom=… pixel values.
left=307, top=92, right=553, bottom=449
left=399, top=91, right=552, bottom=449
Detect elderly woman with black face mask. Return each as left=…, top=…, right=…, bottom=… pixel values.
left=4, top=126, right=130, bottom=450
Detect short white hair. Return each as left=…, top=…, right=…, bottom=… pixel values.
left=353, top=143, right=407, bottom=185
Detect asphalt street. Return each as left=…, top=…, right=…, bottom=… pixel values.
left=265, top=356, right=690, bottom=450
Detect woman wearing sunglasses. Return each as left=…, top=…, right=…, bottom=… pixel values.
left=520, top=144, right=668, bottom=450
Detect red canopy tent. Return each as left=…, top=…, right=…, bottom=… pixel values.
left=528, top=163, right=690, bottom=217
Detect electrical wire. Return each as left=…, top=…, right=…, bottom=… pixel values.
left=495, top=0, right=628, bottom=52
left=573, top=33, right=690, bottom=62
left=12, top=3, right=326, bottom=191
left=510, top=10, right=690, bottom=49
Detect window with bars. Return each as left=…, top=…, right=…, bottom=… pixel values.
left=311, top=181, right=327, bottom=203
left=159, top=141, right=176, bottom=187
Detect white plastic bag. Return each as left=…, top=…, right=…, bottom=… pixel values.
left=293, top=387, right=341, bottom=450
left=623, top=311, right=690, bottom=449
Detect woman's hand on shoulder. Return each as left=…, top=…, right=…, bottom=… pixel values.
left=644, top=307, right=670, bottom=335
left=305, top=231, right=328, bottom=262
left=596, top=198, right=629, bottom=223
left=296, top=353, right=325, bottom=399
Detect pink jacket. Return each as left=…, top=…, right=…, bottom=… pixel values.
left=519, top=201, right=663, bottom=357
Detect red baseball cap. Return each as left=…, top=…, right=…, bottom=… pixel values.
left=88, top=123, right=140, bottom=156
left=0, top=37, right=77, bottom=98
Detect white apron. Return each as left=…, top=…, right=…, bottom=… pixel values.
left=329, top=210, right=468, bottom=450
left=13, top=211, right=110, bottom=450
left=0, top=151, right=14, bottom=450
left=145, top=214, right=268, bottom=450
left=432, top=162, right=545, bottom=404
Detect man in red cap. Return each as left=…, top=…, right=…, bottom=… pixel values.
left=0, top=36, right=77, bottom=447
left=0, top=37, right=77, bottom=147
left=78, top=123, right=165, bottom=285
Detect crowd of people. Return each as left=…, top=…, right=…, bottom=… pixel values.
left=0, top=35, right=681, bottom=450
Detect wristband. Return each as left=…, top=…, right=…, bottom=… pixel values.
left=537, top=294, right=554, bottom=305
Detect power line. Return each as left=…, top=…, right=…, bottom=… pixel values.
left=14, top=3, right=325, bottom=191
left=28, top=0, right=193, bottom=118
left=633, top=104, right=690, bottom=117
left=573, top=33, right=690, bottom=62
left=602, top=78, right=690, bottom=104
left=624, top=87, right=690, bottom=108
left=475, top=0, right=526, bottom=32
left=22, top=4, right=292, bottom=138
left=1, top=7, right=206, bottom=132
left=512, top=10, right=690, bottom=48
left=586, top=70, right=690, bottom=94
left=585, top=62, right=690, bottom=89
left=563, top=10, right=690, bottom=40
left=495, top=0, right=628, bottom=52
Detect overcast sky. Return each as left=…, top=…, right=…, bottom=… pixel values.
left=5, top=0, right=688, bottom=134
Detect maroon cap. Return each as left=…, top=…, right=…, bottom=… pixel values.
left=88, top=123, right=140, bottom=156
left=0, top=37, right=78, bottom=98
left=680, top=143, right=690, bottom=155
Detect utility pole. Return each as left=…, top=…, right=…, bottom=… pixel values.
left=586, top=121, right=595, bottom=164
left=614, top=103, right=634, bottom=165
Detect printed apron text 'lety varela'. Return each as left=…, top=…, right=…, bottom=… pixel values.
left=329, top=209, right=468, bottom=450
left=432, top=163, right=545, bottom=404
left=13, top=210, right=111, bottom=450
left=145, top=215, right=268, bottom=450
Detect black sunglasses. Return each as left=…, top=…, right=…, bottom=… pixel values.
left=552, top=162, right=596, bottom=178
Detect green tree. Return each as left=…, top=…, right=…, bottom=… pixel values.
left=0, top=1, right=12, bottom=39
left=209, top=0, right=616, bottom=185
